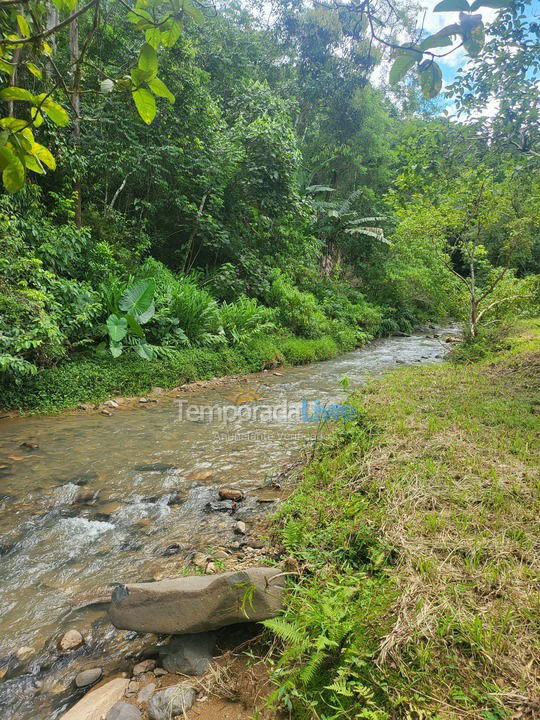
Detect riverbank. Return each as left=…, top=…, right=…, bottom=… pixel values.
left=1, top=330, right=457, bottom=720
left=266, top=320, right=540, bottom=719
left=1, top=334, right=351, bottom=415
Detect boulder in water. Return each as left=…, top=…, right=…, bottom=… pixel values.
left=75, top=667, right=103, bottom=688
left=204, top=500, right=233, bottom=513
left=59, top=629, right=84, bottom=652
left=218, top=487, right=244, bottom=501
left=109, top=567, right=285, bottom=634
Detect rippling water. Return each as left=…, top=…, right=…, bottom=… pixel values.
left=0, top=327, right=459, bottom=719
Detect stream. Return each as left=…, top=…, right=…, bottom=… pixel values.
left=0, top=326, right=460, bottom=719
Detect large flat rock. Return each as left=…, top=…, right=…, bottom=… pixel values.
left=60, top=679, right=129, bottom=720
left=108, top=567, right=285, bottom=634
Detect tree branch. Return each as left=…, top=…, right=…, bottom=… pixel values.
left=0, top=0, right=98, bottom=46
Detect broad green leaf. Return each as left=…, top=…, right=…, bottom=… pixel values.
left=0, top=146, right=15, bottom=170
left=161, top=19, right=181, bottom=47
left=26, top=63, right=42, bottom=79
left=463, top=21, right=485, bottom=56
left=0, top=131, right=8, bottom=147
left=418, top=62, right=443, bottom=99
left=182, top=0, right=204, bottom=24
left=0, top=59, right=13, bottom=75
left=109, top=340, right=123, bottom=358
left=134, top=342, right=153, bottom=360
left=145, top=27, right=162, bottom=49
left=419, top=24, right=461, bottom=50
left=148, top=77, right=175, bottom=103
left=107, top=314, right=128, bottom=342
left=37, top=96, right=70, bottom=126
left=31, top=142, right=56, bottom=170
left=25, top=154, right=45, bottom=174
left=127, top=8, right=154, bottom=25
left=120, top=278, right=156, bottom=318
left=434, top=0, right=470, bottom=10
left=470, top=0, right=512, bottom=8
left=30, top=107, right=43, bottom=127
left=3, top=153, right=25, bottom=192
left=16, top=15, right=31, bottom=38
left=138, top=43, right=158, bottom=76
left=131, top=67, right=155, bottom=87
left=389, top=52, right=418, bottom=84
left=126, top=312, right=145, bottom=338
left=52, top=0, right=77, bottom=10
left=20, top=127, right=34, bottom=144
left=0, top=117, right=27, bottom=131
left=0, top=87, right=35, bottom=103
left=132, top=88, right=156, bottom=124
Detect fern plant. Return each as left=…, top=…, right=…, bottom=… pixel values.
left=219, top=296, right=276, bottom=345
left=263, top=573, right=391, bottom=720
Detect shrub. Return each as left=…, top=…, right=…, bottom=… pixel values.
left=266, top=271, right=331, bottom=338
left=219, top=296, right=276, bottom=345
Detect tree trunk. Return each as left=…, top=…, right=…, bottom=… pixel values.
left=70, top=7, right=82, bottom=228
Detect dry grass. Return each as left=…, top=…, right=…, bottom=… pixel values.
left=271, top=322, right=540, bottom=720
left=355, top=334, right=540, bottom=717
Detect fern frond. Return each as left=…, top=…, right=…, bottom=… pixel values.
left=263, top=617, right=307, bottom=645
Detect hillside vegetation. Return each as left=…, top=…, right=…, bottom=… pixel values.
left=1, top=1, right=539, bottom=411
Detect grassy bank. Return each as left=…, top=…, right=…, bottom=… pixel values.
left=1, top=334, right=346, bottom=414
left=266, top=321, right=540, bottom=719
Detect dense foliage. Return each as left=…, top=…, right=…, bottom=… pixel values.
left=0, top=0, right=538, bottom=408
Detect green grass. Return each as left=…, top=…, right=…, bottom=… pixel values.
left=0, top=333, right=356, bottom=414
left=266, top=320, right=540, bottom=720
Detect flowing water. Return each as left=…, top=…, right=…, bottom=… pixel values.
left=0, top=326, right=460, bottom=719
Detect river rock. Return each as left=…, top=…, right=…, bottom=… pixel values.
left=16, top=646, right=34, bottom=661
left=161, top=542, right=182, bottom=557
left=160, top=632, right=216, bottom=675
left=218, top=487, right=244, bottom=501
left=204, top=500, right=233, bottom=513
left=125, top=680, right=139, bottom=696
left=132, top=659, right=156, bottom=676
left=60, top=679, right=129, bottom=720
left=106, top=703, right=141, bottom=720
left=147, top=684, right=196, bottom=720
left=75, top=668, right=103, bottom=688
left=75, top=489, right=100, bottom=504
left=189, top=470, right=214, bottom=481
left=59, top=629, right=84, bottom=652
left=109, top=567, right=286, bottom=634
left=137, top=682, right=156, bottom=703
left=235, top=521, right=247, bottom=535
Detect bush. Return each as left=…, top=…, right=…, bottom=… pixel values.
left=219, top=295, right=276, bottom=345
left=266, top=271, right=331, bottom=338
